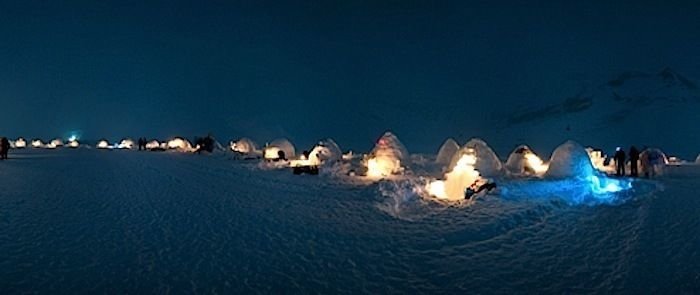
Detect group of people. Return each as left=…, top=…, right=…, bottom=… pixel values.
left=613, top=146, right=663, bottom=178
left=137, top=137, right=149, bottom=151
left=0, top=137, right=10, bottom=160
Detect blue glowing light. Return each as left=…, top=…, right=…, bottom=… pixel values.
left=588, top=174, right=631, bottom=194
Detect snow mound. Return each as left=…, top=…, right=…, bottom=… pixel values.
left=167, top=137, right=195, bottom=152
left=309, top=138, right=342, bottom=166
left=264, top=138, right=296, bottom=160
left=448, top=138, right=503, bottom=177
left=364, top=132, right=410, bottom=177
left=696, top=154, right=700, bottom=164
left=436, top=138, right=460, bottom=166
left=117, top=138, right=135, bottom=149
left=504, top=145, right=548, bottom=176
left=544, top=140, right=595, bottom=179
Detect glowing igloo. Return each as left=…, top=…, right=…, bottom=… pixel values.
left=96, top=139, right=111, bottom=149
left=427, top=152, right=483, bottom=201
left=68, top=140, right=80, bottom=148
left=31, top=139, right=44, bottom=148
left=544, top=140, right=595, bottom=179
left=436, top=138, right=460, bottom=166
left=308, top=138, right=342, bottom=166
left=448, top=138, right=503, bottom=177
left=263, top=138, right=296, bottom=160
left=14, top=138, right=27, bottom=149
left=117, top=138, right=136, bottom=149
left=504, top=145, right=548, bottom=176
left=167, top=137, right=195, bottom=152
left=230, top=138, right=258, bottom=154
left=364, top=132, right=410, bottom=178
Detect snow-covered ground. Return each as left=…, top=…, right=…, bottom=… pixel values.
left=1, top=149, right=699, bottom=293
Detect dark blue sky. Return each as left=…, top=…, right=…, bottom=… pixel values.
left=2, top=1, right=699, bottom=153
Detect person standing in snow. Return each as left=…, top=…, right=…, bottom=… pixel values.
left=0, top=137, right=10, bottom=160
left=614, top=147, right=626, bottom=176
left=629, top=146, right=640, bottom=177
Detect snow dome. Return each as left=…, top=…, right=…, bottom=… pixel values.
left=97, top=140, right=111, bottom=149
left=544, top=140, right=595, bottom=179
left=145, top=140, right=161, bottom=150
left=308, top=139, right=342, bottom=166
left=31, top=139, right=44, bottom=148
left=263, top=138, right=296, bottom=160
left=68, top=140, right=79, bottom=148
left=230, top=138, right=258, bottom=154
left=14, top=137, right=27, bottom=149
left=504, top=145, right=548, bottom=176
left=448, top=138, right=503, bottom=177
left=167, top=137, right=195, bottom=152
left=427, top=152, right=482, bottom=201
left=364, top=132, right=410, bottom=178
left=117, top=138, right=136, bottom=149
left=46, top=138, right=64, bottom=149
left=436, top=138, right=460, bottom=166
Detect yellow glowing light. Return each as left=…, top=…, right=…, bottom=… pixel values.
left=15, top=138, right=27, bottom=148
left=427, top=154, right=481, bottom=201
left=366, top=157, right=401, bottom=178
left=524, top=153, right=548, bottom=174
left=97, top=140, right=110, bottom=149
left=31, top=140, right=43, bottom=148
left=264, top=147, right=283, bottom=160
left=145, top=140, right=160, bottom=150
left=68, top=140, right=79, bottom=148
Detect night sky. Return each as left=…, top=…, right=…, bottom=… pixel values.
left=2, top=1, right=699, bottom=153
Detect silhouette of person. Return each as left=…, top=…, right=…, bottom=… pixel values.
left=629, top=146, right=640, bottom=177
left=614, top=147, right=626, bottom=176
left=0, top=137, right=10, bottom=160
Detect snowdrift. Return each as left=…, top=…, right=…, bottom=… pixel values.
left=448, top=138, right=503, bottom=177
left=436, top=138, right=459, bottom=166
left=364, top=132, right=410, bottom=178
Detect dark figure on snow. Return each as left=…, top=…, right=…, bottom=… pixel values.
left=614, top=147, right=626, bottom=176
left=276, top=150, right=286, bottom=161
left=0, top=137, right=10, bottom=160
left=629, top=146, right=640, bottom=177
left=137, top=138, right=144, bottom=151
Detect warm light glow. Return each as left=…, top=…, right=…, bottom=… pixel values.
left=68, top=140, right=79, bottom=148
left=14, top=138, right=27, bottom=148
left=167, top=138, right=194, bottom=151
left=427, top=154, right=482, bottom=201
left=46, top=138, right=63, bottom=149
left=145, top=140, right=160, bottom=150
left=366, top=156, right=401, bottom=178
left=97, top=140, right=110, bottom=149
left=264, top=147, right=282, bottom=160
left=524, top=153, right=548, bottom=174
left=587, top=148, right=612, bottom=172
left=117, top=139, right=135, bottom=149
left=31, top=140, right=43, bottom=148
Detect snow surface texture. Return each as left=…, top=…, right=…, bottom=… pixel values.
left=0, top=149, right=698, bottom=293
